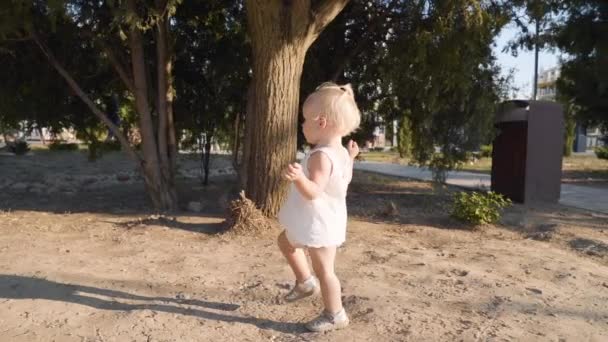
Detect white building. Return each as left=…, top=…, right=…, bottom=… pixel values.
left=536, top=67, right=560, bottom=101
left=535, top=67, right=606, bottom=151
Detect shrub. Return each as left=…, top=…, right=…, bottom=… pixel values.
left=451, top=191, right=511, bottom=225
left=87, top=140, right=123, bottom=162
left=8, top=140, right=30, bottom=155
left=480, top=144, right=493, bottom=158
left=595, top=146, right=608, bottom=160
left=49, top=141, right=79, bottom=151
left=87, top=141, right=102, bottom=162
left=99, top=141, right=122, bottom=152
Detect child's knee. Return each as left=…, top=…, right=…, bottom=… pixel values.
left=277, top=231, right=294, bottom=252
left=316, top=270, right=338, bottom=284
left=311, top=263, right=336, bottom=280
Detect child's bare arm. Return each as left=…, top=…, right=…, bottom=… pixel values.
left=283, top=152, right=332, bottom=201
left=344, top=140, right=359, bottom=184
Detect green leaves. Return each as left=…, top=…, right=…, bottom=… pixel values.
left=451, top=191, right=512, bottom=225
left=554, top=0, right=608, bottom=132
left=382, top=0, right=508, bottom=175
left=596, top=146, right=608, bottom=160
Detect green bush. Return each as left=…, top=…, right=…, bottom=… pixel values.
left=87, top=140, right=123, bottom=162
left=8, top=140, right=30, bottom=155
left=99, top=141, right=122, bottom=152
left=87, top=141, right=102, bottom=161
left=451, top=191, right=511, bottom=225
left=595, top=146, right=608, bottom=160
left=49, top=141, right=79, bottom=151
left=480, top=144, right=493, bottom=158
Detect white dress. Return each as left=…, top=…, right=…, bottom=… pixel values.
left=278, top=146, right=351, bottom=248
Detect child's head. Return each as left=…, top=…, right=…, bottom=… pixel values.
left=301, top=82, right=361, bottom=144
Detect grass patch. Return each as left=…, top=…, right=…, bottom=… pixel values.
left=360, top=151, right=608, bottom=183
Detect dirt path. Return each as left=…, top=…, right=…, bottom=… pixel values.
left=1, top=171, right=607, bottom=341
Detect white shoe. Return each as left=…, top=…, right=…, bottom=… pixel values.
left=305, top=309, right=350, bottom=332
left=284, top=276, right=319, bottom=302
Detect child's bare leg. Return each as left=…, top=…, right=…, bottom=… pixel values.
left=277, top=231, right=311, bottom=282
left=305, top=246, right=348, bottom=332
left=308, top=246, right=342, bottom=313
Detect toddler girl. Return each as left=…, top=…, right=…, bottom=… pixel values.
left=278, top=82, right=361, bottom=332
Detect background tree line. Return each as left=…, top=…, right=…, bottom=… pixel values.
left=1, top=0, right=604, bottom=215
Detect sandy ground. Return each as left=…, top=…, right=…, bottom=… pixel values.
left=1, top=152, right=608, bottom=342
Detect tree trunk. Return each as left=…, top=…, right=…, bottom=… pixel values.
left=232, top=111, right=242, bottom=171
left=203, top=131, right=213, bottom=186
left=127, top=0, right=176, bottom=211
left=166, top=67, right=178, bottom=176
left=244, top=46, right=306, bottom=215
left=243, top=0, right=349, bottom=216
left=155, top=0, right=178, bottom=207
left=37, top=127, right=46, bottom=145
left=239, top=82, right=255, bottom=190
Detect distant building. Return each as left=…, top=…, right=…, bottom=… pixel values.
left=536, top=67, right=559, bottom=101
left=535, top=67, right=605, bottom=151
left=365, top=116, right=398, bottom=150
left=585, top=126, right=605, bottom=149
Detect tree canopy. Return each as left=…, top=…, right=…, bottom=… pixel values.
left=3, top=0, right=595, bottom=213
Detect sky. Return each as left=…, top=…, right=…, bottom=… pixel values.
left=492, top=23, right=561, bottom=100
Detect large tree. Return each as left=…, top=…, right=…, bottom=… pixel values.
left=381, top=0, right=511, bottom=179
left=299, top=0, right=513, bottom=173
left=242, top=0, right=349, bottom=216
left=2, top=0, right=181, bottom=210
left=300, top=1, right=397, bottom=148
left=554, top=0, right=608, bottom=133
left=172, top=0, right=249, bottom=185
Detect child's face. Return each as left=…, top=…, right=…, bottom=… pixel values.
left=301, top=103, right=328, bottom=145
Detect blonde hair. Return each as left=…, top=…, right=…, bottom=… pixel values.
left=303, top=82, right=361, bottom=135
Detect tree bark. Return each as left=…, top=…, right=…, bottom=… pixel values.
left=127, top=0, right=176, bottom=211
left=37, top=127, right=46, bottom=145
left=101, top=43, right=136, bottom=95
left=244, top=45, right=306, bottom=215
left=203, top=130, right=213, bottom=186
left=155, top=0, right=178, bottom=206
left=157, top=2, right=178, bottom=175
left=244, top=0, right=349, bottom=216
left=166, top=62, right=177, bottom=176
left=240, top=82, right=255, bottom=190
left=232, top=111, right=242, bottom=171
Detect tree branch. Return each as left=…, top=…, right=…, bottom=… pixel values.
left=100, top=42, right=136, bottom=94
left=31, top=32, right=142, bottom=165
left=309, top=0, right=350, bottom=36
left=77, top=28, right=137, bottom=95
left=331, top=13, right=387, bottom=81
